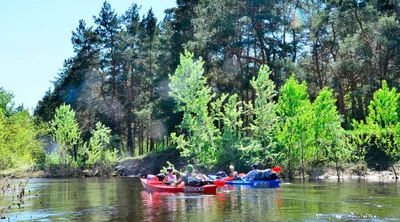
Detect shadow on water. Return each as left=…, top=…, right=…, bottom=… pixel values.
left=1, top=178, right=400, bottom=221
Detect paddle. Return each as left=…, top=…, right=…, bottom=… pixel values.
left=271, top=166, right=282, bottom=173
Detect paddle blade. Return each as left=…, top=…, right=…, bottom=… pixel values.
left=213, top=180, right=226, bottom=187
left=272, top=166, right=281, bottom=173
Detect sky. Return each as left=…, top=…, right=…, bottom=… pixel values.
left=0, top=0, right=176, bottom=113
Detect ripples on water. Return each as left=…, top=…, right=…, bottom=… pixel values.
left=1, top=178, right=400, bottom=221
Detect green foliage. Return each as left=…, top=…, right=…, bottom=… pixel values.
left=248, top=65, right=279, bottom=149
left=367, top=81, right=400, bottom=129
left=239, top=139, right=275, bottom=167
left=44, top=151, right=78, bottom=177
left=30, top=1, right=400, bottom=177
left=89, top=122, right=112, bottom=152
left=159, top=161, right=182, bottom=176
left=278, top=75, right=309, bottom=118
left=0, top=88, right=13, bottom=117
left=313, top=88, right=350, bottom=178
left=47, top=105, right=118, bottom=175
left=45, top=120, right=118, bottom=176
left=80, top=122, right=119, bottom=168
left=312, top=88, right=349, bottom=164
left=347, top=128, right=370, bottom=164
left=216, top=94, right=242, bottom=168
left=222, top=94, right=241, bottom=136
left=0, top=88, right=43, bottom=170
left=238, top=66, right=280, bottom=166
left=277, top=82, right=350, bottom=178
left=44, top=152, right=63, bottom=168
left=50, top=104, right=81, bottom=154
left=169, top=50, right=221, bottom=169
left=210, top=93, right=229, bottom=132
left=277, top=75, right=312, bottom=177
left=169, top=50, right=212, bottom=111
left=357, top=81, right=400, bottom=166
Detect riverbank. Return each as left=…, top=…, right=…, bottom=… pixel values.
left=0, top=148, right=185, bottom=179
left=0, top=167, right=47, bottom=178
left=116, top=154, right=400, bottom=181
left=309, top=164, right=400, bottom=181
left=1, top=149, right=399, bottom=181
left=116, top=148, right=186, bottom=177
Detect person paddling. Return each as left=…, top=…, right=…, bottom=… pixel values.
left=175, top=164, right=195, bottom=186
left=229, top=165, right=238, bottom=178
left=243, top=164, right=259, bottom=180
left=163, top=167, right=177, bottom=185
left=175, top=164, right=210, bottom=186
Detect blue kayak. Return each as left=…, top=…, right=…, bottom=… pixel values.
left=208, top=175, right=280, bottom=188
left=225, top=179, right=280, bottom=188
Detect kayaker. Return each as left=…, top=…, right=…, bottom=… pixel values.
left=175, top=164, right=195, bottom=186
left=163, top=167, right=177, bottom=184
left=243, top=164, right=259, bottom=180
left=229, top=165, right=238, bottom=177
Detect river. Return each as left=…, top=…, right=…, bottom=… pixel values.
left=1, top=178, right=400, bottom=221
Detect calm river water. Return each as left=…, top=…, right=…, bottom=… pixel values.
left=2, top=177, right=400, bottom=221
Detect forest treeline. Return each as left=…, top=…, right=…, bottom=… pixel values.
left=1, top=0, right=399, bottom=178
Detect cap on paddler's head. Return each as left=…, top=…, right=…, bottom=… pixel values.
left=186, top=164, right=194, bottom=173
left=251, top=164, right=258, bottom=169
left=167, top=167, right=173, bottom=172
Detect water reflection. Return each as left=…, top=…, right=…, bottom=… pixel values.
left=140, top=190, right=230, bottom=221
left=140, top=191, right=178, bottom=221
left=1, top=178, right=400, bottom=221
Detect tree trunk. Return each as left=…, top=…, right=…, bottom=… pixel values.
left=288, top=145, right=292, bottom=179
left=133, top=120, right=136, bottom=156
left=301, top=142, right=305, bottom=180
left=166, top=136, right=169, bottom=147
left=73, top=144, right=78, bottom=162
left=292, top=29, right=296, bottom=62
left=283, top=25, right=286, bottom=58
left=150, top=130, right=154, bottom=152
left=126, top=65, right=135, bottom=156
left=357, top=94, right=365, bottom=122
left=147, top=131, right=150, bottom=153
left=335, top=159, right=340, bottom=181
left=350, top=73, right=365, bottom=121
left=149, top=41, right=155, bottom=153
left=127, top=113, right=133, bottom=156
left=139, top=127, right=143, bottom=155
left=111, top=60, right=117, bottom=101
left=337, top=76, right=347, bottom=128
left=119, top=138, right=124, bottom=156
left=288, top=131, right=293, bottom=180
left=313, top=42, right=323, bottom=90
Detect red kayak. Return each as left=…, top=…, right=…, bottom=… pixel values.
left=140, top=178, right=218, bottom=195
